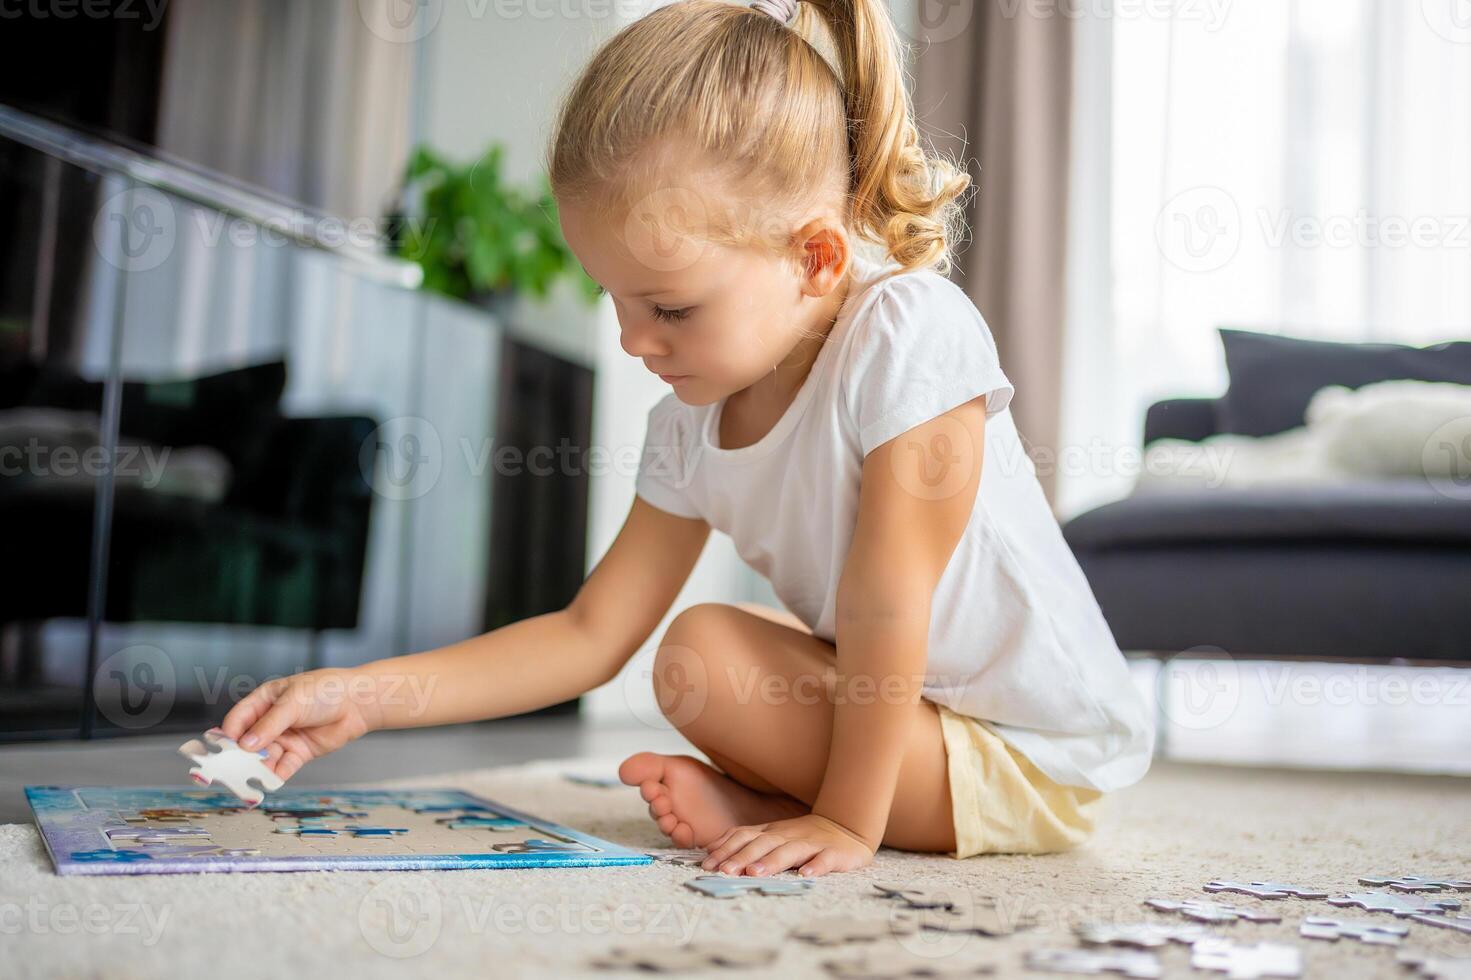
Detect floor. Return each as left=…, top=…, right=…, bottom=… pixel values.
left=4, top=748, right=1468, bottom=979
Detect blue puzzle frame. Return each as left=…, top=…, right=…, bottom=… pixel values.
left=27, top=786, right=653, bottom=876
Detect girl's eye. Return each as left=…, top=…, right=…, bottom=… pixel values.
left=651, top=305, right=691, bottom=323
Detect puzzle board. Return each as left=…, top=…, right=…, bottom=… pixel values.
left=27, top=786, right=652, bottom=876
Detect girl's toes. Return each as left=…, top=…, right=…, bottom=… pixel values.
left=656, top=813, right=680, bottom=837
left=670, top=822, right=695, bottom=848
left=638, top=780, right=665, bottom=804
left=649, top=795, right=674, bottom=818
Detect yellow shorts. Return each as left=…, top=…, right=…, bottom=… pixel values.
left=934, top=702, right=1105, bottom=858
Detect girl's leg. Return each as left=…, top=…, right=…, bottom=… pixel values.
left=619, top=602, right=956, bottom=853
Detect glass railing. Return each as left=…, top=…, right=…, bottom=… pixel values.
left=0, top=106, right=587, bottom=740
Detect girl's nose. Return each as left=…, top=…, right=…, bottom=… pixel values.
left=619, top=318, right=667, bottom=359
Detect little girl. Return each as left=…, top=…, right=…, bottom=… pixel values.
left=222, top=0, right=1153, bottom=879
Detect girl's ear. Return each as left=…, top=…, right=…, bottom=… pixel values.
left=797, top=220, right=850, bottom=295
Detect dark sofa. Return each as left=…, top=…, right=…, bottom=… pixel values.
left=1062, top=328, right=1471, bottom=665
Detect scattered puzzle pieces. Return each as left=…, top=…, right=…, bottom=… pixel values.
left=563, top=774, right=625, bottom=789
left=1358, top=875, right=1471, bottom=894
left=1325, top=891, right=1460, bottom=917
left=1075, top=921, right=1213, bottom=948
left=790, top=914, right=919, bottom=945
left=1407, top=913, right=1471, bottom=936
left=1025, top=948, right=1161, bottom=978
left=590, top=941, right=777, bottom=971
left=1299, top=916, right=1408, bottom=945
left=1398, top=951, right=1471, bottom=980
left=873, top=883, right=966, bottom=909
left=824, top=948, right=1000, bottom=979
left=177, top=728, right=283, bottom=807
left=1190, top=939, right=1301, bottom=979
left=1144, top=899, right=1281, bottom=924
left=1203, top=880, right=1328, bottom=900
left=684, top=875, right=815, bottom=899
left=647, top=849, right=707, bottom=867
left=873, top=883, right=1029, bottom=935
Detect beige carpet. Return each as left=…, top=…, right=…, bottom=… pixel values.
left=3, top=757, right=1469, bottom=979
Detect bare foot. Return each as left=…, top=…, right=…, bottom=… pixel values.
left=618, top=752, right=806, bottom=848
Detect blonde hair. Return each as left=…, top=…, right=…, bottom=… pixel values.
left=544, top=0, right=971, bottom=276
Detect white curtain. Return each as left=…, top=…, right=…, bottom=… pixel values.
left=1058, top=0, right=1471, bottom=519
left=156, top=0, right=415, bottom=220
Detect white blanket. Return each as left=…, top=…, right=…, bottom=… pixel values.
left=1134, top=379, right=1471, bottom=491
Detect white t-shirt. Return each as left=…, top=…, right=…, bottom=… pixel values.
left=633, top=252, right=1155, bottom=793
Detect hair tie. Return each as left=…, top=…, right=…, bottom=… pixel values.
left=750, top=0, right=799, bottom=26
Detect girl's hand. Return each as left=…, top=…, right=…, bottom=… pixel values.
left=700, top=813, right=876, bottom=878
left=218, top=668, right=381, bottom=782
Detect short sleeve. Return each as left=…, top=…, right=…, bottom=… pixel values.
left=841, top=273, right=1015, bottom=457
left=633, top=394, right=704, bottom=519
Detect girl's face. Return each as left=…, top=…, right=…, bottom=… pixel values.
left=558, top=194, right=850, bottom=407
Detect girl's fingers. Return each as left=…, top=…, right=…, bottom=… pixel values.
left=275, top=749, right=307, bottom=781
left=220, top=677, right=289, bottom=741
left=241, top=695, right=302, bottom=751
left=720, top=833, right=784, bottom=876
left=798, top=849, right=838, bottom=878
left=701, top=826, right=760, bottom=870
left=749, top=840, right=819, bottom=876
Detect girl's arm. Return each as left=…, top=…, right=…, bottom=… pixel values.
left=701, top=394, right=989, bottom=875
left=225, top=498, right=709, bottom=761
left=363, top=497, right=712, bottom=730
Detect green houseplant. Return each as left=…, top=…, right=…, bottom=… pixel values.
left=390, top=144, right=601, bottom=312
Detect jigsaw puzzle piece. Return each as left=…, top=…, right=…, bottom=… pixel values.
left=1397, top=951, right=1471, bottom=980
left=1190, top=939, right=1301, bottom=979
left=1144, top=899, right=1280, bottom=924
left=826, top=947, right=1001, bottom=978
left=1358, top=875, right=1471, bottom=894
left=1299, top=916, right=1408, bottom=945
left=1407, top=913, right=1471, bottom=935
left=790, top=914, right=919, bottom=945
left=1075, top=921, right=1213, bottom=948
left=492, top=838, right=595, bottom=855
left=177, top=728, right=284, bottom=807
left=684, top=875, right=815, bottom=899
left=590, top=941, right=777, bottom=971
left=438, top=816, right=530, bottom=831
left=71, top=848, right=152, bottom=863
left=1203, top=880, right=1328, bottom=900
left=873, top=882, right=965, bottom=909
left=1326, top=891, right=1461, bottom=917
left=1025, top=948, right=1162, bottom=978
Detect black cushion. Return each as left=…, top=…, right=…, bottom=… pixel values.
left=1216, top=328, right=1471, bottom=436
left=1063, top=481, right=1471, bottom=550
